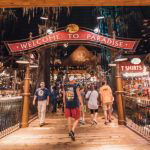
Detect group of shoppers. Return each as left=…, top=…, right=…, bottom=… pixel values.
left=79, top=81, right=114, bottom=126
left=33, top=77, right=114, bottom=141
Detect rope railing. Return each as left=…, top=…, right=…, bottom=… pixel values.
left=124, top=96, right=150, bottom=141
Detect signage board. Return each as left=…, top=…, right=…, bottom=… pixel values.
left=6, top=29, right=138, bottom=53
left=120, top=62, right=144, bottom=72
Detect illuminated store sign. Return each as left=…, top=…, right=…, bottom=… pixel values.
left=120, top=62, right=144, bottom=72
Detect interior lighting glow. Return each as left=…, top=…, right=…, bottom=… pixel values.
left=97, top=16, right=105, bottom=20
left=46, top=29, right=53, bottom=34
left=40, top=16, right=48, bottom=20
left=109, top=63, right=116, bottom=67
left=94, top=27, right=99, bottom=33
left=123, top=72, right=149, bottom=77
left=64, top=43, right=68, bottom=47
left=29, top=64, right=39, bottom=68
left=130, top=58, right=141, bottom=65
left=16, top=56, right=29, bottom=64
left=115, top=57, right=128, bottom=62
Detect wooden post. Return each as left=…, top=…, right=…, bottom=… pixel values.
left=115, top=63, right=126, bottom=125
left=21, top=64, right=30, bottom=128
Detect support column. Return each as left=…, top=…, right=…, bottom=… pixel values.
left=21, top=64, right=30, bottom=128
left=37, top=48, right=50, bottom=90
left=115, top=63, right=126, bottom=125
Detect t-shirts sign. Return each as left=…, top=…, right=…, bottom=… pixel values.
left=120, top=62, right=144, bottom=72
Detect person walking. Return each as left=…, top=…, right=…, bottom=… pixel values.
left=51, top=86, right=58, bottom=113
left=33, top=81, right=50, bottom=127
left=79, top=86, right=86, bottom=125
left=63, top=76, right=83, bottom=141
left=99, top=81, right=113, bottom=125
left=86, top=85, right=99, bottom=125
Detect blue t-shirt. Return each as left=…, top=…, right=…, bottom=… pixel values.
left=35, top=88, right=50, bottom=101
left=64, top=83, right=79, bottom=108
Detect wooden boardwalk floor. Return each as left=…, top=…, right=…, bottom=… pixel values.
left=0, top=113, right=149, bottom=150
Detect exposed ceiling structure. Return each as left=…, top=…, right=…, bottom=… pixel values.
left=0, top=0, right=150, bottom=7
left=0, top=7, right=150, bottom=71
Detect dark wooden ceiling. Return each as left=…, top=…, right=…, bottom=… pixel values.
left=0, top=0, right=150, bottom=8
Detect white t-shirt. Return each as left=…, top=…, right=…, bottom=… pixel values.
left=86, top=90, right=99, bottom=109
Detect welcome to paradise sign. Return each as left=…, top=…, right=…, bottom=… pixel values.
left=5, top=29, right=139, bottom=53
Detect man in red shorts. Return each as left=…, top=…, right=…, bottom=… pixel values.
left=63, top=76, right=83, bottom=141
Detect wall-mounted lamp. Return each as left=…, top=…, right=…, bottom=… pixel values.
left=114, top=55, right=128, bottom=62
left=29, top=63, right=39, bottom=68
left=94, top=27, right=100, bottom=34
left=46, top=29, right=53, bottom=34
left=40, top=16, right=48, bottom=20
left=108, top=63, right=116, bottom=67
left=16, top=56, right=29, bottom=64
left=97, top=16, right=105, bottom=20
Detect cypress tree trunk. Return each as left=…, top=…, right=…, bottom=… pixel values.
left=37, top=48, right=50, bottom=90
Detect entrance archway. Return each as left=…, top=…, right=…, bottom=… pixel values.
left=5, top=26, right=139, bottom=127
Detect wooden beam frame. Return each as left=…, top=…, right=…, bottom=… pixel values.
left=0, top=0, right=150, bottom=8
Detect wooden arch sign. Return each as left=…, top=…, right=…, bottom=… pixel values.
left=5, top=28, right=139, bottom=53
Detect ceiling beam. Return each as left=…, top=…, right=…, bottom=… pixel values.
left=0, top=0, right=150, bottom=8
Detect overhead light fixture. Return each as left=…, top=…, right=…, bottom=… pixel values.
left=114, top=55, right=128, bottom=62
left=46, top=29, right=53, bottom=34
left=142, top=34, right=147, bottom=37
left=29, top=63, right=39, bottom=68
left=143, top=19, right=149, bottom=22
left=109, top=63, right=116, bottom=67
left=143, top=23, right=148, bottom=26
left=97, top=16, right=105, bottom=20
left=131, top=58, right=141, bottom=65
left=94, top=27, right=100, bottom=33
left=144, top=39, right=148, bottom=42
left=16, top=56, right=29, bottom=64
left=40, top=16, right=48, bottom=20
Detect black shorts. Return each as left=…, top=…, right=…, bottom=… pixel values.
left=90, top=109, right=98, bottom=114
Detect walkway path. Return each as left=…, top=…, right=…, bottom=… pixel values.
left=0, top=113, right=149, bottom=150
